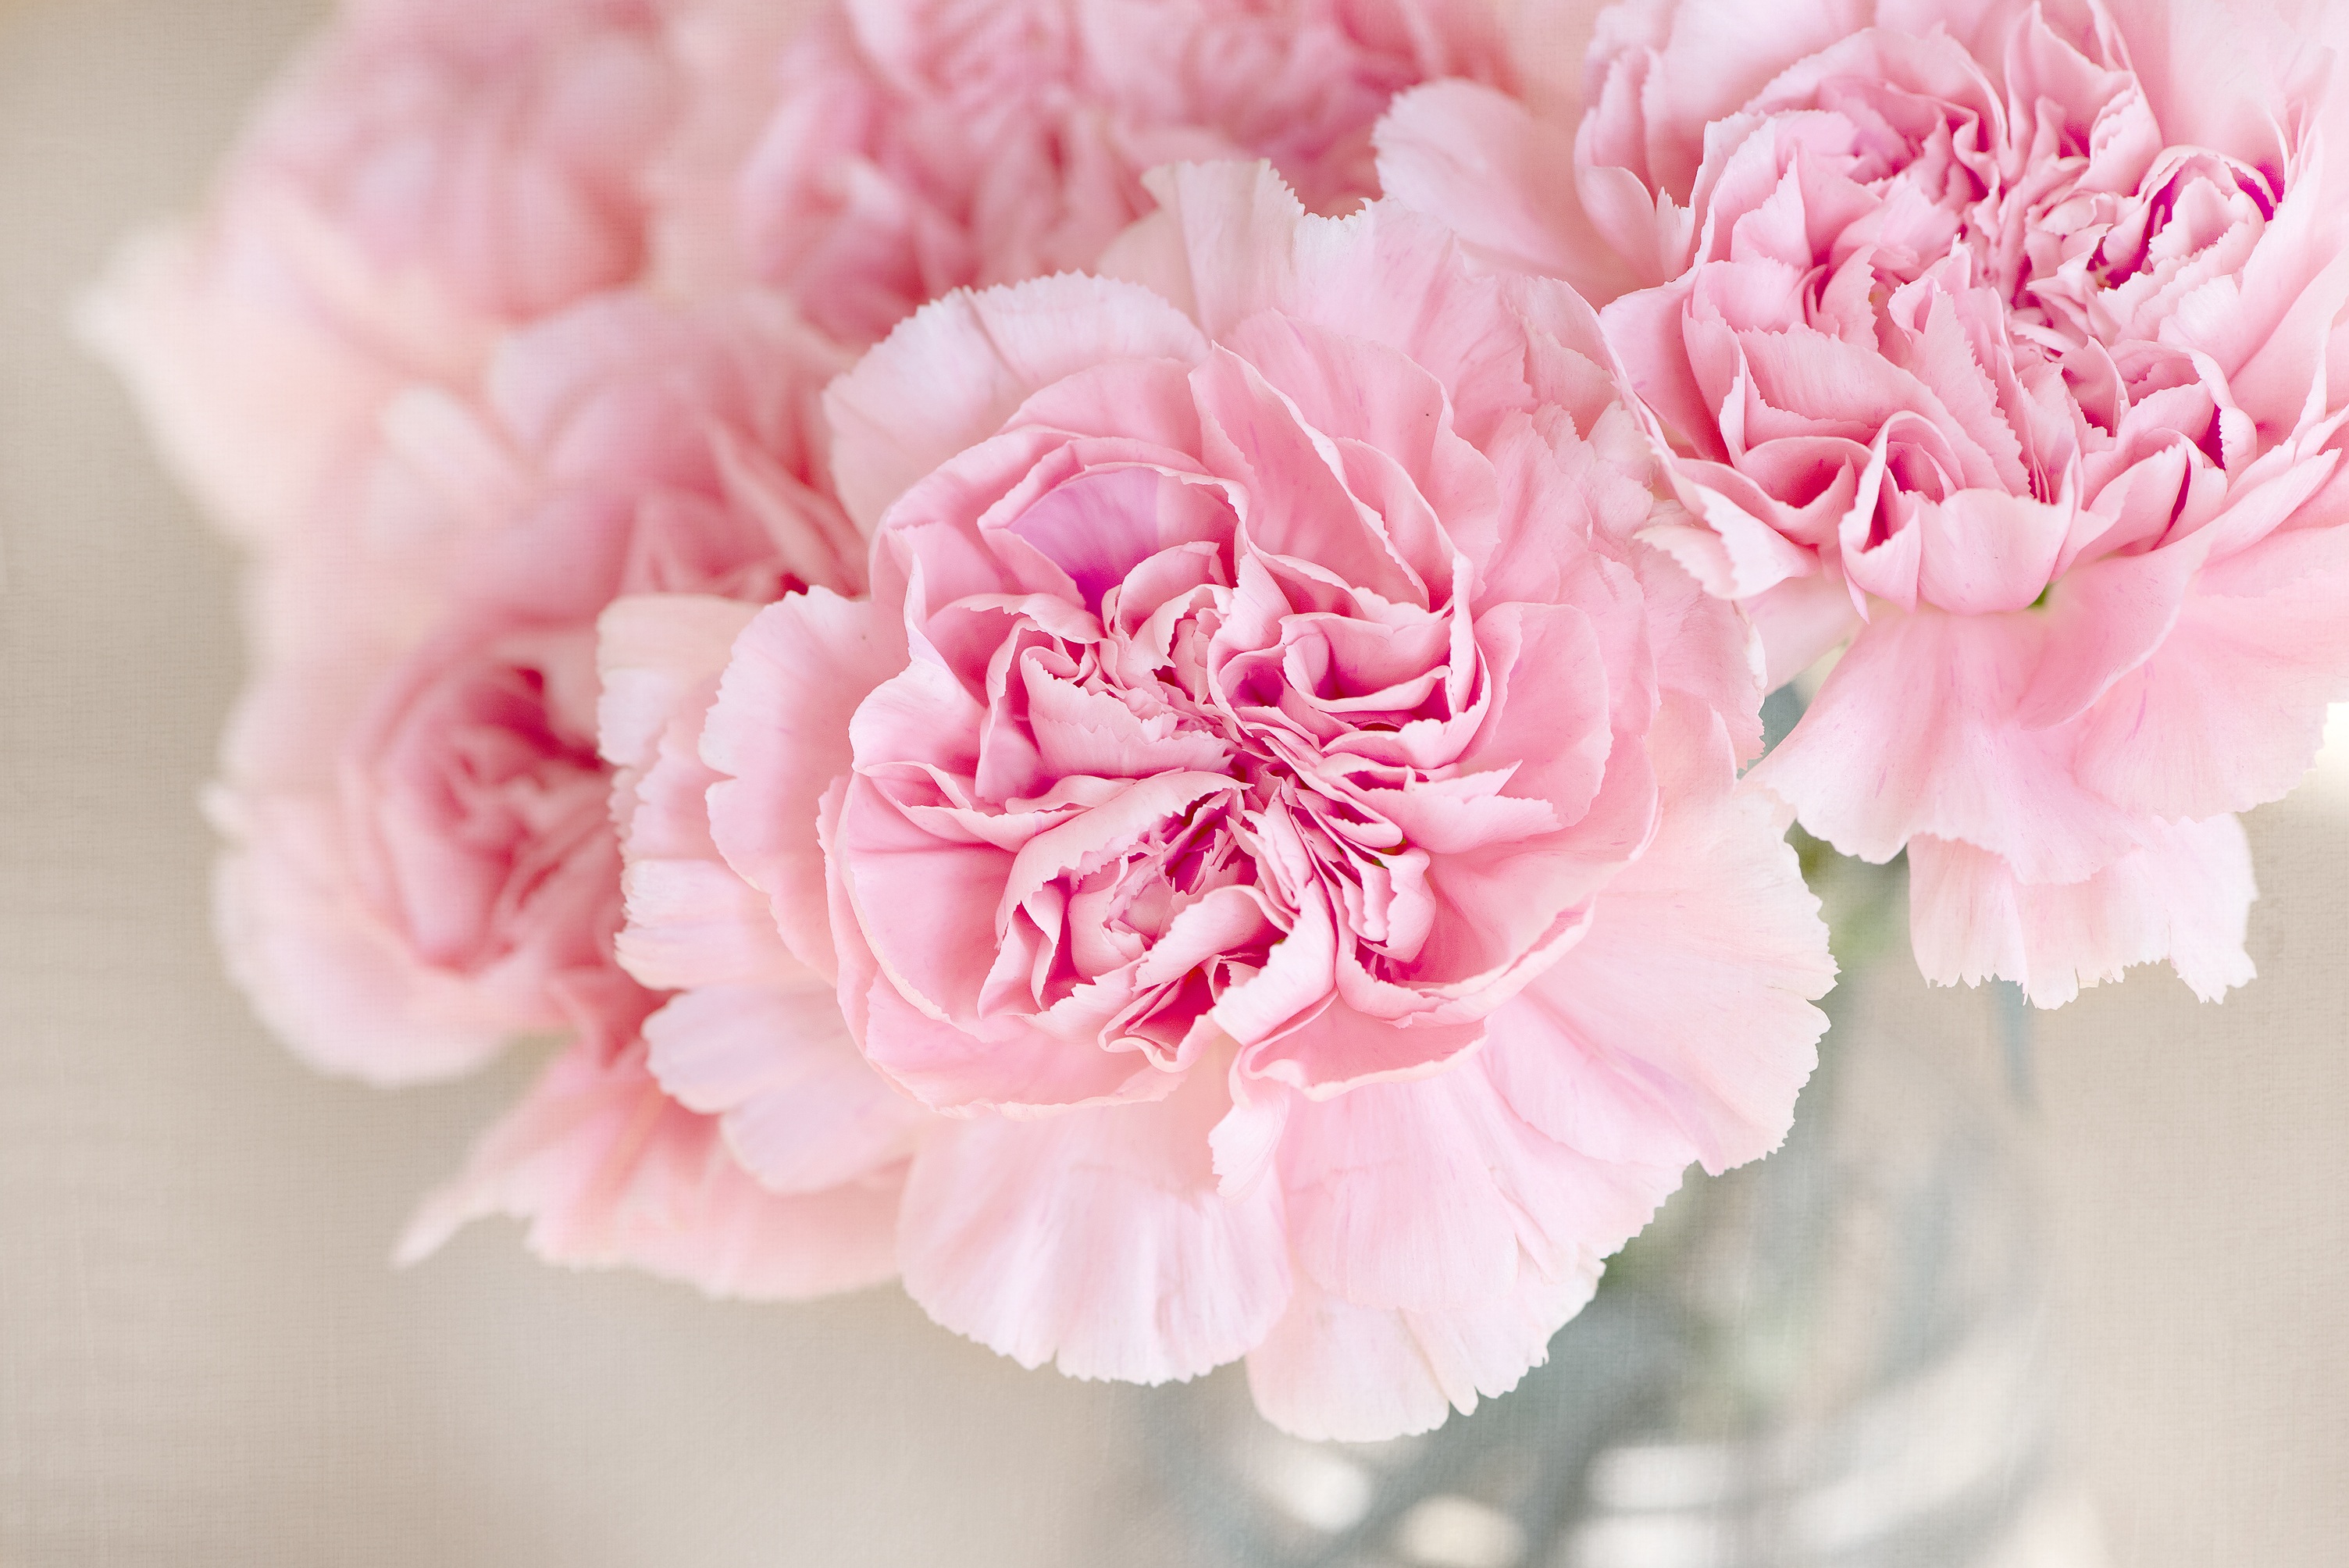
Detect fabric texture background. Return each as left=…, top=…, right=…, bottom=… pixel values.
left=0, top=2, right=2343, bottom=1563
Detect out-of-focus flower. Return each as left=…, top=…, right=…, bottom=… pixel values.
left=615, top=162, right=1831, bottom=1438
left=667, top=0, right=1513, bottom=344
left=213, top=290, right=900, bottom=1296
left=1381, top=0, right=2349, bottom=1003
left=215, top=291, right=854, bottom=1083
left=84, top=0, right=680, bottom=546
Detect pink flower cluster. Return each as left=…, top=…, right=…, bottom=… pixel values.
left=1385, top=0, right=2349, bottom=1003
left=607, top=165, right=1831, bottom=1431
left=90, top=0, right=2349, bottom=1437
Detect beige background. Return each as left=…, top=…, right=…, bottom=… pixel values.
left=1, top=2, right=2343, bottom=1563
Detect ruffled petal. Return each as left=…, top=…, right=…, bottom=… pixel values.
left=1275, top=1057, right=1678, bottom=1315
left=209, top=787, right=543, bottom=1084
left=1487, top=700, right=1830, bottom=1174
left=644, top=979, right=925, bottom=1195
left=896, top=1066, right=1291, bottom=1384
left=399, top=1038, right=903, bottom=1299
left=1375, top=80, right=1638, bottom=301
left=1128, top=161, right=1537, bottom=437
left=599, top=593, right=800, bottom=992
left=1752, top=604, right=2150, bottom=882
left=1909, top=816, right=2258, bottom=1007
left=825, top=273, right=1211, bottom=532
left=703, top=589, right=906, bottom=977
left=597, top=593, right=758, bottom=781
left=2077, top=524, right=2349, bottom=822
left=1242, top=1254, right=1602, bottom=1441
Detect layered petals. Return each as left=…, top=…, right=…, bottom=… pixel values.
left=399, top=1037, right=903, bottom=1299
left=84, top=0, right=680, bottom=545
left=212, top=293, right=857, bottom=1084
left=1909, top=817, right=2258, bottom=1007
left=690, top=0, right=1515, bottom=344
left=897, top=1064, right=1292, bottom=1385
left=668, top=163, right=1829, bottom=1435
left=1397, top=0, right=2349, bottom=1001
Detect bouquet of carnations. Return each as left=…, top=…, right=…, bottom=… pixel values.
left=88, top=0, right=2349, bottom=1441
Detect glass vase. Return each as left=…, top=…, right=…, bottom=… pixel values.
left=1139, top=870, right=2096, bottom=1568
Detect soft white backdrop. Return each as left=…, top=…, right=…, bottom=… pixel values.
left=2, top=2, right=2344, bottom=1563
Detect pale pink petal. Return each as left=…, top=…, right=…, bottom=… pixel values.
left=1133, top=162, right=1538, bottom=436
left=2078, top=525, right=2349, bottom=821
left=78, top=214, right=444, bottom=547
left=1741, top=570, right=1858, bottom=690
left=712, top=159, right=1835, bottom=1436
left=1563, top=0, right=2349, bottom=1019
left=896, top=1067, right=1292, bottom=1384
left=598, top=593, right=800, bottom=992
left=703, top=590, right=907, bottom=978
left=597, top=592, right=757, bottom=794
left=210, top=787, right=531, bottom=1084
left=1277, top=1059, right=1677, bottom=1315
left=1752, top=606, right=2149, bottom=882
left=644, top=980, right=925, bottom=1196
left=84, top=0, right=680, bottom=543
left=1242, top=1255, right=1602, bottom=1441
left=825, top=274, right=1210, bottom=533
left=719, top=0, right=1510, bottom=343
left=1909, top=817, right=2258, bottom=1007
left=1627, top=538, right=1773, bottom=759
left=400, top=1038, right=903, bottom=1300
left=1488, top=700, right=1830, bottom=1174
left=2116, top=0, right=2349, bottom=201
left=1375, top=80, right=1638, bottom=300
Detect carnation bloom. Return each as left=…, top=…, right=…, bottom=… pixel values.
left=674, top=0, right=1513, bottom=344
left=84, top=0, right=679, bottom=546
left=214, top=290, right=854, bottom=1080
left=1381, top=0, right=2349, bottom=1003
left=615, top=163, right=1831, bottom=1438
left=212, top=291, right=897, bottom=1293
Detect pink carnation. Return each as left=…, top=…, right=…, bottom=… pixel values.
left=210, top=290, right=904, bottom=1295
left=1383, top=0, right=2349, bottom=1003
left=683, top=0, right=1513, bottom=344
left=215, top=291, right=856, bottom=1085
left=84, top=0, right=679, bottom=546
left=615, top=163, right=1831, bottom=1437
